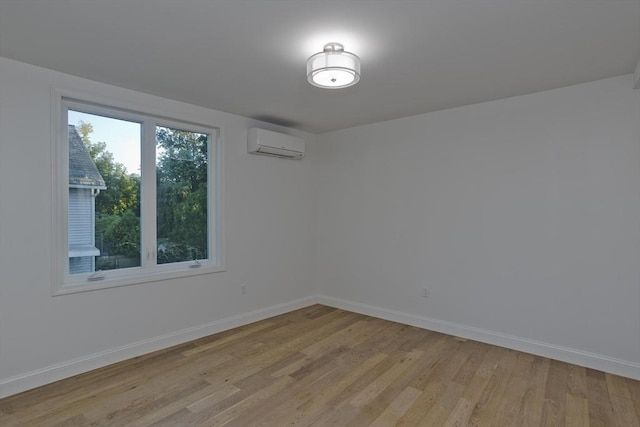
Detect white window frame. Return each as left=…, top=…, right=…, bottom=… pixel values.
left=51, top=88, right=225, bottom=296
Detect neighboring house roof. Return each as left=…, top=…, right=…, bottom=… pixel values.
left=68, top=124, right=106, bottom=188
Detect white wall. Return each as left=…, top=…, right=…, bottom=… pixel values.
left=316, top=75, right=640, bottom=377
left=1, top=57, right=638, bottom=397
left=0, top=57, right=319, bottom=396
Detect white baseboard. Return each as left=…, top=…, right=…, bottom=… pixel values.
left=316, top=295, right=640, bottom=381
left=3, top=294, right=637, bottom=398
left=0, top=296, right=320, bottom=399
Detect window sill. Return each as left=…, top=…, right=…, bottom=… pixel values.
left=69, top=244, right=101, bottom=257
left=53, top=264, right=226, bottom=296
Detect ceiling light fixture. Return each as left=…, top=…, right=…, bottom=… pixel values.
left=306, top=42, right=361, bottom=89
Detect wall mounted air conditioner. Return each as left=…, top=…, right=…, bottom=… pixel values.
left=247, top=128, right=305, bottom=159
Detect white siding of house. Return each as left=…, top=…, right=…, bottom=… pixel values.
left=69, top=256, right=93, bottom=274
left=68, top=187, right=97, bottom=273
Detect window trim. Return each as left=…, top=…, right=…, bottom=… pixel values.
left=51, top=88, right=225, bottom=296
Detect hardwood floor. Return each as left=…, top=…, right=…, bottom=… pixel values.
left=1, top=305, right=638, bottom=426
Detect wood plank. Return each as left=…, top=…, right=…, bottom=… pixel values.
left=1, top=304, right=638, bottom=427
left=296, top=351, right=388, bottom=415
left=519, top=356, right=551, bottom=427
left=350, top=349, right=423, bottom=407
left=626, top=377, right=640, bottom=422
left=452, top=341, right=491, bottom=386
left=395, top=381, right=445, bottom=426
left=585, top=368, right=615, bottom=427
left=541, top=359, right=570, bottom=426
left=369, top=386, right=422, bottom=427
left=566, top=394, right=590, bottom=427
left=345, top=350, right=428, bottom=425
left=491, top=352, right=535, bottom=426
left=468, top=347, right=519, bottom=425
left=417, top=381, right=466, bottom=426
left=606, top=373, right=640, bottom=427
left=128, top=382, right=239, bottom=426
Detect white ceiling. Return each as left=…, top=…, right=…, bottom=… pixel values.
left=1, top=0, right=638, bottom=133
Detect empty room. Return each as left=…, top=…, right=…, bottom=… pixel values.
left=0, top=1, right=639, bottom=426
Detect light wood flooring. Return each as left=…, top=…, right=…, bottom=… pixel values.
left=1, top=305, right=638, bottom=426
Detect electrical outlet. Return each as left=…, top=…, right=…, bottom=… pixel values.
left=241, top=284, right=247, bottom=295
left=422, top=287, right=429, bottom=298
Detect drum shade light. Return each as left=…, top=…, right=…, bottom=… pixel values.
left=306, top=43, right=361, bottom=89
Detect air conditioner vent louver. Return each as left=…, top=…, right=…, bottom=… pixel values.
left=248, top=128, right=305, bottom=159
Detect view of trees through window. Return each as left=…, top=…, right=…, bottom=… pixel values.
left=156, top=126, right=209, bottom=264
left=68, top=110, right=209, bottom=274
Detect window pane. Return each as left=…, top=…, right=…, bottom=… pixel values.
left=68, top=110, right=141, bottom=273
left=156, top=126, right=209, bottom=264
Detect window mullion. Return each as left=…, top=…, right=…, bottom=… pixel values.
left=209, top=130, right=219, bottom=265
left=59, top=102, right=72, bottom=283
left=141, top=119, right=157, bottom=269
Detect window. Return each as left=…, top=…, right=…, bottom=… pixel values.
left=53, top=95, right=224, bottom=294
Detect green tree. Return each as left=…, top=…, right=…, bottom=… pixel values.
left=77, top=120, right=140, bottom=215
left=155, top=127, right=208, bottom=263
left=76, top=120, right=141, bottom=266
left=96, top=210, right=140, bottom=258
left=76, top=121, right=208, bottom=266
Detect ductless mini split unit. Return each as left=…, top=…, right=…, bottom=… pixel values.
left=247, top=128, right=305, bottom=159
